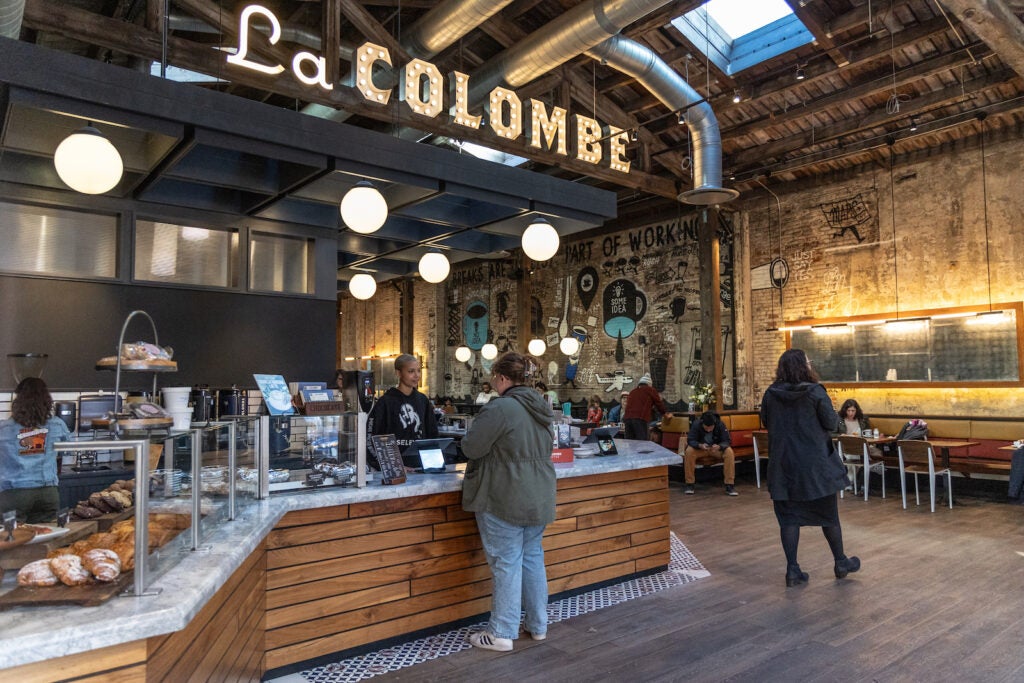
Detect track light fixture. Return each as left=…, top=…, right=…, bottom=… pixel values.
left=795, top=64, right=806, bottom=81
left=732, top=89, right=742, bottom=103
left=629, top=128, right=638, bottom=142
left=909, top=116, right=919, bottom=132
left=677, top=111, right=686, bottom=124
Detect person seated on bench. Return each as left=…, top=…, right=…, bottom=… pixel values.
left=683, top=410, right=737, bottom=496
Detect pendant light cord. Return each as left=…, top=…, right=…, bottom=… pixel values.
left=980, top=114, right=992, bottom=312
left=889, top=144, right=900, bottom=319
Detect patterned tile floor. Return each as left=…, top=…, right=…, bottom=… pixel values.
left=267, top=533, right=709, bottom=683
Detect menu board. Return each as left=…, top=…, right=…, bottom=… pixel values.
left=369, top=434, right=407, bottom=485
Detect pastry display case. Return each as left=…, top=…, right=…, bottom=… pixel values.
left=255, top=412, right=366, bottom=494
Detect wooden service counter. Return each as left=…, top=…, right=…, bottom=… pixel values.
left=0, top=441, right=680, bottom=681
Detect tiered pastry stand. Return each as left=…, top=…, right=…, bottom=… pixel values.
left=94, top=310, right=176, bottom=432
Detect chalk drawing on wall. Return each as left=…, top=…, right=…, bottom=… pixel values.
left=565, top=324, right=589, bottom=386
left=820, top=193, right=877, bottom=244
left=530, top=297, right=544, bottom=338
left=463, top=300, right=488, bottom=350
left=596, top=370, right=634, bottom=392
left=446, top=297, right=460, bottom=347
left=496, top=291, right=510, bottom=322
left=576, top=266, right=599, bottom=310
left=602, top=279, right=648, bottom=341
left=684, top=326, right=702, bottom=387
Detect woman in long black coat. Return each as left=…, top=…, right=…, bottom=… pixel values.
left=760, top=348, right=861, bottom=587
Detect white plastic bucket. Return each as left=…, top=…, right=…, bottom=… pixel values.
left=161, top=387, right=191, bottom=411
left=169, top=408, right=192, bottom=431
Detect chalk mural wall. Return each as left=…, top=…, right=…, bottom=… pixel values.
left=441, top=212, right=737, bottom=409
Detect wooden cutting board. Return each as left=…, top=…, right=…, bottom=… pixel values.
left=0, top=570, right=133, bottom=609
left=0, top=521, right=98, bottom=571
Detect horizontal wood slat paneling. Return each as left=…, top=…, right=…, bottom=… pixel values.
left=0, top=641, right=147, bottom=683
left=268, top=508, right=448, bottom=548
left=146, top=545, right=265, bottom=682
left=265, top=596, right=494, bottom=670
left=276, top=505, right=349, bottom=528
left=265, top=466, right=671, bottom=672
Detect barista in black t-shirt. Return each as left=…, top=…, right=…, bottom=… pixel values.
left=367, top=354, right=438, bottom=469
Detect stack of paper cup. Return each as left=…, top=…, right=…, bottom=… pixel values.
left=169, top=409, right=192, bottom=431
left=161, top=386, right=191, bottom=411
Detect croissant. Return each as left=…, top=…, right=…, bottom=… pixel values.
left=82, top=548, right=121, bottom=582
left=50, top=554, right=93, bottom=586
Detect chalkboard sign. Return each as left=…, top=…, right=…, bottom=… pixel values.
left=369, top=434, right=407, bottom=485
left=789, top=305, right=1023, bottom=386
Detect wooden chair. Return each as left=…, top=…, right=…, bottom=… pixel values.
left=897, top=439, right=953, bottom=512
left=837, top=435, right=886, bottom=501
left=752, top=432, right=769, bottom=489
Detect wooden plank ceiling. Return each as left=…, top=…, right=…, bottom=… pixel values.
left=13, top=0, right=1024, bottom=220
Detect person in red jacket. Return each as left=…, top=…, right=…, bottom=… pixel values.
left=622, top=374, right=672, bottom=441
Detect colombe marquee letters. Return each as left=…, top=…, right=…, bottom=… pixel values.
left=227, top=5, right=631, bottom=174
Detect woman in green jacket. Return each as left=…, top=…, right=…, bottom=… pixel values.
left=462, top=352, right=556, bottom=652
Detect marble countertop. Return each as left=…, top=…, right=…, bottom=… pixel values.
left=0, top=441, right=679, bottom=670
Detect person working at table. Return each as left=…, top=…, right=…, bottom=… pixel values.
left=607, top=391, right=628, bottom=423
left=682, top=411, right=738, bottom=496
left=367, top=354, right=438, bottom=469
left=622, top=374, right=672, bottom=440
left=475, top=382, right=499, bottom=405
left=835, top=398, right=883, bottom=460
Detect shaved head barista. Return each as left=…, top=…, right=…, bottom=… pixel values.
left=366, top=354, right=438, bottom=469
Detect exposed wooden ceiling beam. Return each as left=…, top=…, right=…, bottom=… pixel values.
left=784, top=0, right=852, bottom=68
left=726, top=67, right=1017, bottom=171
left=938, top=0, right=1024, bottom=78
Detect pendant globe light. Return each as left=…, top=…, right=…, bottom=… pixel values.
left=53, top=125, right=124, bottom=195
left=521, top=217, right=559, bottom=262
left=559, top=336, right=580, bottom=356
left=481, top=343, right=498, bottom=360
left=348, top=273, right=377, bottom=300
left=454, top=346, right=472, bottom=363
left=418, top=250, right=450, bottom=283
left=340, top=180, right=388, bottom=234
left=527, top=338, right=546, bottom=356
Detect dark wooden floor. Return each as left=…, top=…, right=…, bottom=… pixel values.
left=374, top=474, right=1024, bottom=682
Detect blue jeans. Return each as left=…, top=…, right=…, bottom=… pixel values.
left=475, top=511, right=549, bottom=640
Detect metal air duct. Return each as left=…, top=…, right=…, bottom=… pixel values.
left=403, top=0, right=515, bottom=60
left=0, top=0, right=26, bottom=39
left=588, top=35, right=737, bottom=204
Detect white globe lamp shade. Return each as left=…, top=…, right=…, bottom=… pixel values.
left=481, top=343, right=498, bottom=360
left=454, top=346, right=472, bottom=363
left=559, top=336, right=580, bottom=356
left=521, top=218, right=559, bottom=262
left=418, top=251, right=450, bottom=283
left=348, top=273, right=377, bottom=300
left=340, top=181, right=388, bottom=234
left=527, top=339, right=547, bottom=356
left=54, top=126, right=124, bottom=195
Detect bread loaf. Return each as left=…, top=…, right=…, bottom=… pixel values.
left=50, top=554, right=93, bottom=586
left=82, top=548, right=122, bottom=582
left=111, top=538, right=135, bottom=571
left=18, top=559, right=59, bottom=587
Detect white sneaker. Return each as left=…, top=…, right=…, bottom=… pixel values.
left=468, top=631, right=513, bottom=651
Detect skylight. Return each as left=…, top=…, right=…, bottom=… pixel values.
left=672, top=0, right=813, bottom=76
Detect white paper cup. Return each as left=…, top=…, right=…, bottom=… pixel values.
left=161, top=387, right=191, bottom=411
left=169, top=408, right=192, bottom=431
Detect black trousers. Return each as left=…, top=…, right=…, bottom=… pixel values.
left=624, top=418, right=649, bottom=440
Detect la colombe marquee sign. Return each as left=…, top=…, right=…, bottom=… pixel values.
left=227, top=5, right=632, bottom=173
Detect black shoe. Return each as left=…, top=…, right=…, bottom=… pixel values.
left=834, top=556, right=861, bottom=579
left=725, top=484, right=738, bottom=496
left=684, top=485, right=695, bottom=495
left=785, top=564, right=809, bottom=587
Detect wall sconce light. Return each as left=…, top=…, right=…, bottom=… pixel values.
left=348, top=272, right=377, bottom=300
left=527, top=338, right=547, bottom=356
left=418, top=249, right=450, bottom=283
left=53, top=124, right=124, bottom=195
left=909, top=116, right=919, bottom=132
left=795, top=65, right=806, bottom=81
left=340, top=180, right=388, bottom=234
left=521, top=217, right=559, bottom=262
left=454, top=346, right=472, bottom=363
left=559, top=336, right=580, bottom=356
left=481, top=343, right=498, bottom=360
left=732, top=89, right=742, bottom=103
